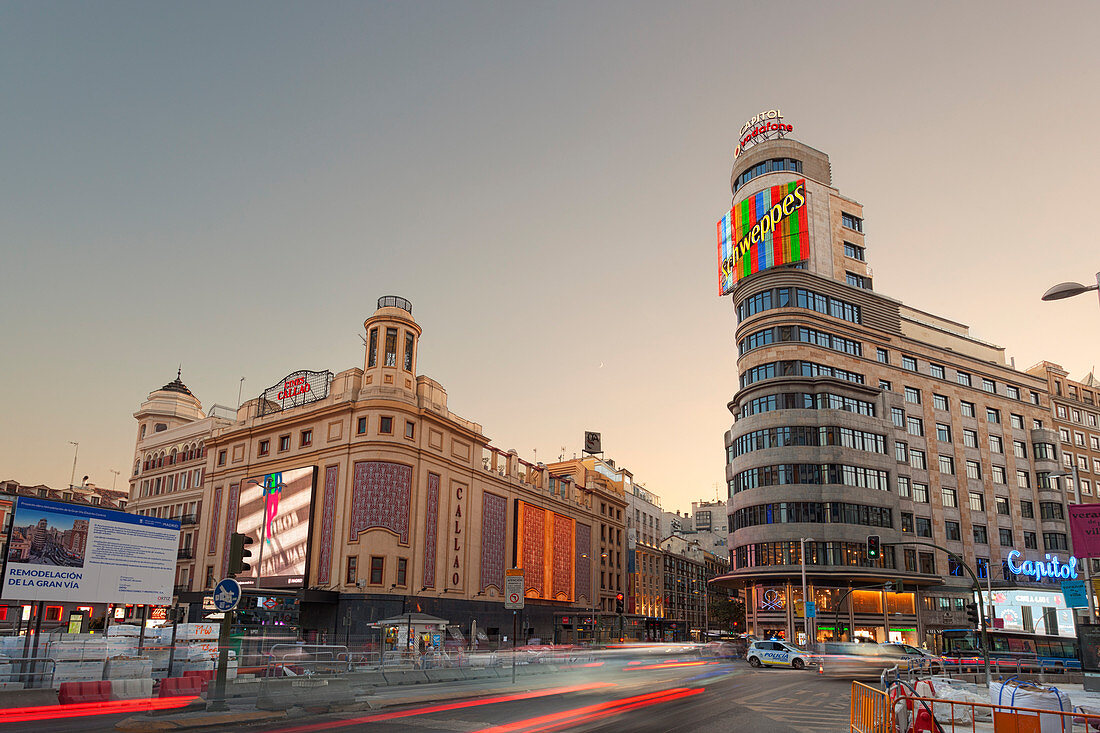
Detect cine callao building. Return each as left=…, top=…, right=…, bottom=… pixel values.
left=713, top=113, right=1072, bottom=648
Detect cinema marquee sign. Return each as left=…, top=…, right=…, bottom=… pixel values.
left=257, top=369, right=333, bottom=416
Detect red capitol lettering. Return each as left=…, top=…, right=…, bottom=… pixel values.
left=277, top=376, right=312, bottom=401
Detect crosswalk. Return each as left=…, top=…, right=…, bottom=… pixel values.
left=725, top=673, right=852, bottom=732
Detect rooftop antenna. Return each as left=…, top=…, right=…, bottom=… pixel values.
left=559, top=446, right=565, bottom=461
left=68, top=441, right=79, bottom=488
left=177, top=365, right=182, bottom=380
left=237, top=377, right=246, bottom=408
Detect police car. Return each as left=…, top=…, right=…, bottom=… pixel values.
left=746, top=640, right=814, bottom=670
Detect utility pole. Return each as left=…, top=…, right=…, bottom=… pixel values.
left=68, top=442, right=79, bottom=488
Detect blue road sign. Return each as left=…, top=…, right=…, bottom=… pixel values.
left=1062, top=579, right=1089, bottom=608
left=213, top=578, right=242, bottom=612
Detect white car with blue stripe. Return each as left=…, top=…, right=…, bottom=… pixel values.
left=746, top=640, right=813, bottom=669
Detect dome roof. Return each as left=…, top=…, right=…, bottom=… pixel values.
left=158, top=369, right=193, bottom=396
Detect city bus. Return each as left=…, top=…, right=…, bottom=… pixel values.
left=941, top=628, right=1081, bottom=670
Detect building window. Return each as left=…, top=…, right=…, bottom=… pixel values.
left=384, top=327, right=398, bottom=367
left=1058, top=405, right=1069, bottom=419
left=844, top=242, right=866, bottom=261
left=877, top=348, right=889, bottom=364
left=846, top=272, right=872, bottom=289
left=989, top=435, right=1003, bottom=453
left=380, top=416, right=393, bottom=434
left=995, top=496, right=1010, bottom=515
left=982, top=378, right=996, bottom=394
left=973, top=525, right=988, bottom=544
left=404, top=332, right=415, bottom=371
left=936, top=423, right=952, bottom=442
left=205, top=566, right=215, bottom=589
left=941, top=488, right=958, bottom=508
left=396, top=558, right=408, bottom=587
left=963, top=429, right=978, bottom=449
left=898, top=476, right=911, bottom=498
left=905, top=387, right=922, bottom=404
left=933, top=394, right=949, bottom=411
left=369, top=556, right=384, bottom=585
left=346, top=556, right=358, bottom=585
left=1031, top=391, right=1041, bottom=405
left=357, top=417, right=368, bottom=435
left=1024, top=531, right=1038, bottom=549
left=278, top=435, right=290, bottom=452
left=368, top=328, right=378, bottom=368
left=987, top=408, right=1000, bottom=424
left=1043, top=533, right=1069, bottom=551
left=258, top=440, right=270, bottom=456
left=907, top=417, right=924, bottom=437
left=961, top=401, right=976, bottom=418
left=901, top=513, right=914, bottom=532
left=300, top=430, right=312, bottom=447
left=919, top=552, right=935, bottom=575
left=915, top=517, right=932, bottom=538
left=895, top=442, right=908, bottom=462
left=732, top=157, right=804, bottom=193
left=902, top=355, right=918, bottom=372
left=966, top=460, right=982, bottom=480
left=969, top=492, right=985, bottom=512
left=405, top=421, right=415, bottom=439
left=1011, top=414, right=1025, bottom=430
left=842, top=212, right=863, bottom=232
left=913, top=483, right=929, bottom=503
left=1013, top=440, right=1028, bottom=459
left=1007, top=385, right=1021, bottom=400
left=880, top=380, right=892, bottom=391
left=938, top=455, right=955, bottom=475
left=992, top=465, right=1007, bottom=484
left=945, top=521, right=961, bottom=541
left=892, top=407, right=905, bottom=428
left=218, top=450, right=227, bottom=466
left=1017, top=470, right=1031, bottom=489
left=1040, top=502, right=1065, bottom=520
left=957, top=371, right=972, bottom=387
left=910, top=449, right=926, bottom=470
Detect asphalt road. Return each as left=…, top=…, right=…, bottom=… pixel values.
left=0, top=659, right=856, bottom=733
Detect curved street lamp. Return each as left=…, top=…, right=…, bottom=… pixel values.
left=1041, top=273, right=1100, bottom=304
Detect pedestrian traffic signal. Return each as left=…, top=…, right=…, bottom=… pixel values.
left=228, top=532, right=254, bottom=576
left=615, top=592, right=625, bottom=614
left=866, top=535, right=881, bottom=560
left=965, top=602, right=979, bottom=626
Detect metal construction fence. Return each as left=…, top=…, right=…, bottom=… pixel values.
left=850, top=682, right=892, bottom=733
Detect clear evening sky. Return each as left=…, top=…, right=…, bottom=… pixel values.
left=2, top=2, right=1098, bottom=511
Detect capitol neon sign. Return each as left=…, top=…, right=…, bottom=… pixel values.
left=1006, top=550, right=1079, bottom=582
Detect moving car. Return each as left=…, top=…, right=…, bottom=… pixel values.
left=746, top=640, right=814, bottom=669
left=817, top=642, right=923, bottom=678
left=882, top=642, right=944, bottom=673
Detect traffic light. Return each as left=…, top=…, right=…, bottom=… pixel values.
left=615, top=593, right=625, bottom=614
left=228, top=532, right=254, bottom=576
left=895, top=580, right=905, bottom=593
left=965, top=602, right=979, bottom=626
left=866, top=535, right=881, bottom=560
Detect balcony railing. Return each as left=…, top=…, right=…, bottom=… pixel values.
left=177, top=548, right=194, bottom=560
left=180, top=513, right=197, bottom=526
left=173, top=584, right=189, bottom=596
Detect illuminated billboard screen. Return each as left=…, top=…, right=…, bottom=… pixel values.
left=717, top=178, right=808, bottom=295
left=235, top=466, right=316, bottom=588
left=515, top=501, right=575, bottom=602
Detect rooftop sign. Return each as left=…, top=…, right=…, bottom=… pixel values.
left=257, top=370, right=333, bottom=416
left=733, top=109, right=792, bottom=159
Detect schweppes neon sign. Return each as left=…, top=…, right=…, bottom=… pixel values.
left=717, top=179, right=809, bottom=295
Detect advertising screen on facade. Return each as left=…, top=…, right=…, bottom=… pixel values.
left=717, top=178, right=809, bottom=295
left=515, top=501, right=575, bottom=602
left=235, top=466, right=316, bottom=588
left=2, top=497, right=179, bottom=605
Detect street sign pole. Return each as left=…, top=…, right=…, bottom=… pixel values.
left=208, top=578, right=241, bottom=712
left=505, top=569, right=524, bottom=685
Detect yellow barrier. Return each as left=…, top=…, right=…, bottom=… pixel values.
left=850, top=681, right=892, bottom=733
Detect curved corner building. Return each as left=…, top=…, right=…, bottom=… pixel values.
left=715, top=127, right=1068, bottom=647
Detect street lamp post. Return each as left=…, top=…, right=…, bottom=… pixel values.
left=800, top=537, right=813, bottom=646
left=1041, top=273, right=1100, bottom=306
